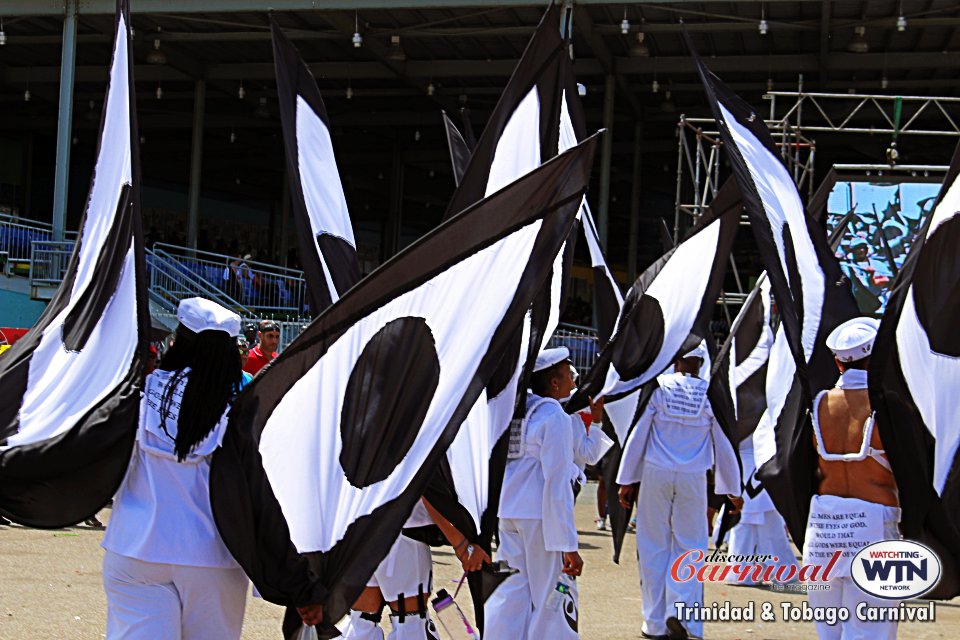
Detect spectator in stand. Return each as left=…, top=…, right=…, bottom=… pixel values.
left=145, top=344, right=158, bottom=375
left=237, top=337, right=253, bottom=389
left=244, top=320, right=280, bottom=376
left=222, top=255, right=252, bottom=304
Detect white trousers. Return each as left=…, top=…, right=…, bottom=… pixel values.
left=484, top=518, right=579, bottom=640
left=725, top=510, right=799, bottom=585
left=341, top=536, right=436, bottom=640
left=808, top=576, right=898, bottom=640
left=102, top=550, right=248, bottom=640
left=635, top=464, right=706, bottom=639
left=807, top=518, right=900, bottom=640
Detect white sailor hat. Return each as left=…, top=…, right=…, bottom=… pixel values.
left=682, top=342, right=708, bottom=361
left=825, top=317, right=880, bottom=362
left=534, top=346, right=571, bottom=372
left=177, top=297, right=242, bottom=337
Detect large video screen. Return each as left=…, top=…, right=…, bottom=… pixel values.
left=826, top=179, right=941, bottom=316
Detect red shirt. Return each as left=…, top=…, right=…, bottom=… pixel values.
left=244, top=346, right=277, bottom=375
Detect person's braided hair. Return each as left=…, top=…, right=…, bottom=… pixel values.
left=157, top=324, right=242, bottom=461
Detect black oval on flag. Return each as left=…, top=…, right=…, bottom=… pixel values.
left=340, top=316, right=441, bottom=488
left=913, top=215, right=960, bottom=357
left=611, top=294, right=665, bottom=379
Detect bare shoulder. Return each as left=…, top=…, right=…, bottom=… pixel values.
left=820, top=387, right=849, bottom=417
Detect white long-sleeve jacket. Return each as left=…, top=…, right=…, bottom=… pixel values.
left=499, top=394, right=581, bottom=552
left=616, top=372, right=741, bottom=496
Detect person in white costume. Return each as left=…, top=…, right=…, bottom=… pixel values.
left=340, top=498, right=490, bottom=639
left=102, top=298, right=324, bottom=640
left=617, top=345, right=742, bottom=640
left=485, top=347, right=601, bottom=640
left=562, top=360, right=616, bottom=503
left=804, top=317, right=901, bottom=640
left=723, top=437, right=799, bottom=586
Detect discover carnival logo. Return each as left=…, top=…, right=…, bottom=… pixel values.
left=851, top=540, right=942, bottom=599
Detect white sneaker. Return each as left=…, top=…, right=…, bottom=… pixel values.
left=595, top=517, right=606, bottom=531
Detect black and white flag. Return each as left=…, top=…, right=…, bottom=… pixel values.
left=442, top=111, right=474, bottom=187
left=711, top=274, right=775, bottom=446
left=571, top=202, right=739, bottom=443
left=0, top=0, right=147, bottom=528
left=425, top=1, right=572, bottom=543
left=272, top=19, right=361, bottom=315
left=871, top=140, right=960, bottom=598
left=688, top=33, right=860, bottom=543
left=209, top=136, right=598, bottom=634
left=443, top=2, right=566, bottom=222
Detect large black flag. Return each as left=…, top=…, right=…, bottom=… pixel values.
left=688, top=32, right=859, bottom=544
left=209, top=136, right=598, bottom=636
left=442, top=111, right=473, bottom=187
left=426, top=0, right=571, bottom=545
left=443, top=2, right=566, bottom=221
left=571, top=201, right=738, bottom=424
left=0, top=0, right=147, bottom=528
left=871, top=140, right=960, bottom=599
left=272, top=19, right=361, bottom=316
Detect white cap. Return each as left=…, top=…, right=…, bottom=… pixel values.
left=534, top=346, right=570, bottom=372
left=826, top=317, right=880, bottom=362
left=682, top=342, right=708, bottom=361
left=177, top=297, right=242, bottom=337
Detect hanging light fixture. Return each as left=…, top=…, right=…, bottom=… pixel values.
left=660, top=90, right=676, bottom=113
left=146, top=27, right=166, bottom=65
left=897, top=14, right=907, bottom=31
left=140, top=135, right=146, bottom=145
left=352, top=11, right=363, bottom=48
left=767, top=77, right=774, bottom=92
left=426, top=82, right=435, bottom=96
left=230, top=131, right=236, bottom=143
left=577, top=82, right=587, bottom=97
left=629, top=32, right=650, bottom=57
left=620, top=7, right=630, bottom=35
left=848, top=25, right=869, bottom=53
left=23, top=89, right=30, bottom=102
left=238, top=82, right=245, bottom=100
left=155, top=83, right=163, bottom=100
left=652, top=78, right=660, bottom=94
left=881, top=76, right=889, bottom=89
left=346, top=85, right=353, bottom=100
left=759, top=2, right=768, bottom=35
left=386, top=35, right=406, bottom=62
left=0, top=17, right=7, bottom=47
left=414, top=130, right=421, bottom=142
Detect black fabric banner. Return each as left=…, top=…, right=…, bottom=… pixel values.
left=210, top=136, right=598, bottom=638
left=272, top=20, right=362, bottom=317
left=0, top=0, right=148, bottom=528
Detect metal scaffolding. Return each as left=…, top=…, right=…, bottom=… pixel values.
left=673, top=112, right=814, bottom=323
left=673, top=84, right=960, bottom=324
left=767, top=91, right=960, bottom=138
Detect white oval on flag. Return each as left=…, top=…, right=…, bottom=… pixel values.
left=851, top=540, right=941, bottom=600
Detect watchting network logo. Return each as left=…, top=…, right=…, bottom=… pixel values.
left=851, top=540, right=942, bottom=600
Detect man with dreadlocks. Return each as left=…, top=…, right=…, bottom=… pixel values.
left=101, top=298, right=325, bottom=639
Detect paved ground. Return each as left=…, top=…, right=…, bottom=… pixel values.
left=1, top=483, right=957, bottom=639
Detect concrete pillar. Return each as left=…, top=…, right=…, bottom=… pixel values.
left=279, top=171, right=291, bottom=267
left=381, top=143, right=404, bottom=262
left=51, top=0, right=78, bottom=241
left=597, top=74, right=615, bottom=250
left=186, top=79, right=206, bottom=250
left=627, top=122, right=643, bottom=284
